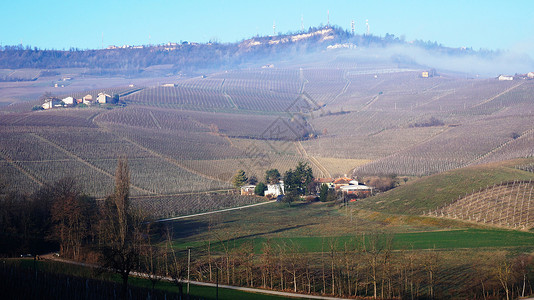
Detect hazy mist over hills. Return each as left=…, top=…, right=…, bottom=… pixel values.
left=1, top=26, right=532, bottom=78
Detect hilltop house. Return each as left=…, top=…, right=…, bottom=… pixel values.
left=421, top=69, right=436, bottom=78
left=265, top=181, right=284, bottom=198
left=97, top=92, right=111, bottom=104
left=498, top=75, right=513, bottom=81
left=528, top=72, right=534, bottom=79
left=240, top=185, right=256, bottom=196
left=41, top=98, right=62, bottom=109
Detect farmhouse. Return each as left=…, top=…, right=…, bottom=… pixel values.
left=240, top=185, right=256, bottom=196
left=265, top=181, right=284, bottom=198
left=314, top=178, right=335, bottom=190
left=41, top=98, right=62, bottom=109
left=333, top=177, right=353, bottom=189
left=62, top=96, right=76, bottom=106
left=340, top=181, right=373, bottom=196
left=97, top=92, right=111, bottom=104
left=528, top=72, right=534, bottom=79
left=498, top=75, right=513, bottom=81
left=82, top=94, right=93, bottom=105
left=162, top=83, right=176, bottom=87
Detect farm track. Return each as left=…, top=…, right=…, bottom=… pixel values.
left=466, top=127, right=534, bottom=167
left=329, top=72, right=351, bottom=105
left=223, top=92, right=238, bottom=109
left=86, top=111, right=102, bottom=123
left=299, top=68, right=308, bottom=94
left=148, top=110, right=162, bottom=129
left=220, top=78, right=238, bottom=109
left=294, top=141, right=331, bottom=178
left=360, top=94, right=380, bottom=111
left=471, top=82, right=524, bottom=108
left=28, top=132, right=157, bottom=195
left=417, top=89, right=456, bottom=108
left=0, top=150, right=44, bottom=186
left=119, top=87, right=144, bottom=97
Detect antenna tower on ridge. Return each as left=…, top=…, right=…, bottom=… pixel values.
left=273, top=20, right=276, bottom=35
left=351, top=20, right=355, bottom=35
left=366, top=19, right=369, bottom=35
left=301, top=14, right=304, bottom=31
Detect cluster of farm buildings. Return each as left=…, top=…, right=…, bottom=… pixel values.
left=498, top=72, right=534, bottom=81
left=420, top=70, right=534, bottom=80
left=241, top=176, right=373, bottom=199
left=41, top=92, right=113, bottom=109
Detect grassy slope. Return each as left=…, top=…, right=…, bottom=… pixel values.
left=354, top=158, right=534, bottom=215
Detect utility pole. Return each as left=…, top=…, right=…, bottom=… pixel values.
left=216, top=268, right=219, bottom=300
left=187, top=247, right=191, bottom=294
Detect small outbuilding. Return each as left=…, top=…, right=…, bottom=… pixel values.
left=265, top=181, right=284, bottom=198
left=240, top=185, right=256, bottom=196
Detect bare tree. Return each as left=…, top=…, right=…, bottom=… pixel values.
left=167, top=228, right=187, bottom=299
left=422, top=247, right=439, bottom=299
left=97, top=156, right=143, bottom=300
left=141, top=223, right=162, bottom=295
left=363, top=232, right=394, bottom=299
left=494, top=253, right=514, bottom=300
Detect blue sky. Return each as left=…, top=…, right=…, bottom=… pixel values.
left=2, top=0, right=533, bottom=53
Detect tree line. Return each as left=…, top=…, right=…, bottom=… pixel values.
left=155, top=230, right=534, bottom=300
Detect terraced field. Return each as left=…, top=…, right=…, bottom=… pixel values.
left=428, top=180, right=534, bottom=229
left=2, top=64, right=534, bottom=219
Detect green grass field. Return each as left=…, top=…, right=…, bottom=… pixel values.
left=172, top=228, right=534, bottom=254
